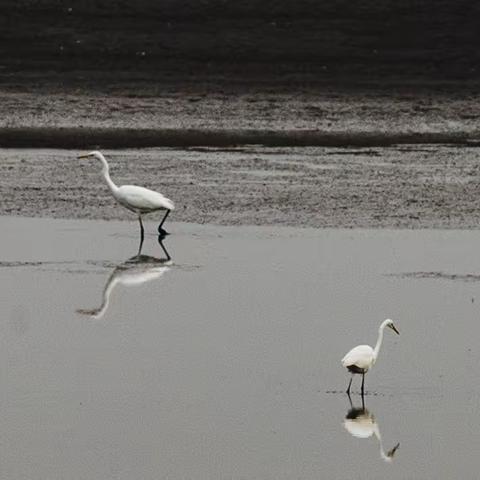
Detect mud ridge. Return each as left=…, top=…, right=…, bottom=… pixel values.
left=1, top=127, right=479, bottom=149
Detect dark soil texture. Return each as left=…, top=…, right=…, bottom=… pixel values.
left=1, top=1, right=480, bottom=91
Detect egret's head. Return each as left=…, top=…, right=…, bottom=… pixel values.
left=77, top=150, right=103, bottom=161
left=383, top=442, right=400, bottom=462
left=385, top=319, right=400, bottom=335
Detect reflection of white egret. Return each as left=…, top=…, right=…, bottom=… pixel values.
left=344, top=396, right=400, bottom=463
left=77, top=151, right=174, bottom=246
left=342, top=319, right=400, bottom=394
left=77, top=240, right=172, bottom=320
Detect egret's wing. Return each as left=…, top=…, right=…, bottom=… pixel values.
left=117, top=185, right=174, bottom=210
left=341, top=345, right=374, bottom=369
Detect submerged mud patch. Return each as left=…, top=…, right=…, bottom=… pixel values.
left=0, top=260, right=73, bottom=268
left=389, top=272, right=480, bottom=282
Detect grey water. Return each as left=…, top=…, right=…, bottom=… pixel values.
left=1, top=216, right=480, bottom=479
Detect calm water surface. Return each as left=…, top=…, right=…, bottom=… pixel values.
left=1, top=217, right=480, bottom=479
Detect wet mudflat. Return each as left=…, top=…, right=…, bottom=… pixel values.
left=1, top=216, right=480, bottom=479
left=2, top=145, right=480, bottom=229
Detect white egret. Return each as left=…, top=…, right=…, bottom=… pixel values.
left=77, top=151, right=174, bottom=248
left=341, top=318, right=399, bottom=394
left=344, top=396, right=400, bottom=463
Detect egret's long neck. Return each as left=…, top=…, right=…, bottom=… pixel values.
left=373, top=322, right=387, bottom=360
left=98, top=154, right=118, bottom=193
left=373, top=423, right=388, bottom=461
left=93, top=270, right=120, bottom=319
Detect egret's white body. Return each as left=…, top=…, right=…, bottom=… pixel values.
left=341, top=318, right=399, bottom=394
left=342, top=345, right=376, bottom=372
left=114, top=184, right=174, bottom=214
left=78, top=151, right=174, bottom=252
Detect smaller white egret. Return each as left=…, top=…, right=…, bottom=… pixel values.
left=341, top=318, right=399, bottom=394
left=77, top=151, right=174, bottom=250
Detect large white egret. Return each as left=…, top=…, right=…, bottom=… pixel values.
left=341, top=318, right=399, bottom=394
left=77, top=151, right=174, bottom=247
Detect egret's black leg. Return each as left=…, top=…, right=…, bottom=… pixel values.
left=137, top=216, right=145, bottom=256
left=361, top=390, right=365, bottom=410
left=157, top=236, right=171, bottom=261
left=346, top=375, right=353, bottom=395
left=347, top=391, right=353, bottom=409
left=158, top=210, right=170, bottom=236
left=361, top=373, right=365, bottom=395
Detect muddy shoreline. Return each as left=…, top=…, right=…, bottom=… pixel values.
left=2, top=88, right=480, bottom=229
left=2, top=146, right=480, bottom=230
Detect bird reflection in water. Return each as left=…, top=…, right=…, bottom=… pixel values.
left=77, top=236, right=172, bottom=319
left=343, top=394, right=400, bottom=463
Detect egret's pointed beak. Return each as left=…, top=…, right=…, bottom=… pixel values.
left=77, top=154, right=90, bottom=159
left=387, top=442, right=400, bottom=458
left=391, top=324, right=400, bottom=335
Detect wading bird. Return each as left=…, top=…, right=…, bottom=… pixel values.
left=341, top=319, right=399, bottom=394
left=77, top=151, right=174, bottom=252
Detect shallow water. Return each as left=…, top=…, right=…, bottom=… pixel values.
left=1, top=216, right=480, bottom=479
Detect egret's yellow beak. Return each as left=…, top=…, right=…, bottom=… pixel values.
left=77, top=154, right=90, bottom=159
left=391, top=324, right=400, bottom=335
